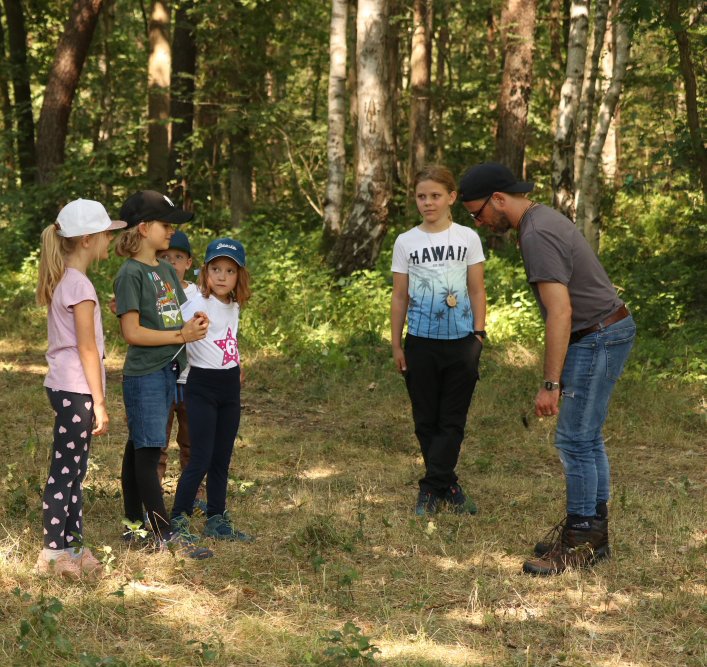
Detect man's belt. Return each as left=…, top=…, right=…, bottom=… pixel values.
left=569, top=305, right=629, bottom=345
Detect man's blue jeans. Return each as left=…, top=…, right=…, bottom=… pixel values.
left=555, top=314, right=635, bottom=517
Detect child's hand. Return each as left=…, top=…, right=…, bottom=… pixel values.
left=108, top=295, right=116, bottom=315
left=182, top=315, right=208, bottom=342
left=393, top=347, right=407, bottom=374
left=193, top=310, right=209, bottom=327
left=92, top=403, right=109, bottom=435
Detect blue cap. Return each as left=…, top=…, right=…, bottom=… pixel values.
left=204, top=237, right=246, bottom=267
left=168, top=230, right=191, bottom=255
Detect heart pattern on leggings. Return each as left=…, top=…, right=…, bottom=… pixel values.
left=58, top=426, right=66, bottom=434
left=62, top=399, right=71, bottom=407
left=72, top=415, right=81, bottom=423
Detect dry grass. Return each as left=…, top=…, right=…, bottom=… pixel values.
left=0, top=335, right=705, bottom=666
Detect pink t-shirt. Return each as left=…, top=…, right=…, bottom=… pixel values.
left=44, top=269, right=105, bottom=395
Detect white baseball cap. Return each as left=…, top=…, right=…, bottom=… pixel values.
left=55, top=199, right=127, bottom=238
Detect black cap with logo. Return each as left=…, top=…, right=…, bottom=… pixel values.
left=458, top=162, right=534, bottom=202
left=119, top=190, right=194, bottom=228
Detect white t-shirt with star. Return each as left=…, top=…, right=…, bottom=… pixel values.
left=180, top=293, right=240, bottom=370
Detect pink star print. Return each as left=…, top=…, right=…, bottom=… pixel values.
left=214, top=327, right=239, bottom=366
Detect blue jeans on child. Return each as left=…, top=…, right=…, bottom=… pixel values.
left=555, top=315, right=635, bottom=517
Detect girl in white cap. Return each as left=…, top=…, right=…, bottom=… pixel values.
left=34, top=199, right=127, bottom=580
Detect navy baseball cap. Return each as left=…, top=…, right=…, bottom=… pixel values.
left=458, top=162, right=534, bottom=202
left=119, top=190, right=194, bottom=228
left=168, top=230, right=191, bottom=255
left=204, top=238, right=246, bottom=267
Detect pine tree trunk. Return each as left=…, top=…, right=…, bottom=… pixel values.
left=549, top=0, right=562, bottom=130
left=0, top=16, right=15, bottom=178
left=408, top=0, right=431, bottom=193
left=36, top=0, right=103, bottom=184
left=551, top=0, right=589, bottom=219
left=328, top=0, right=393, bottom=278
left=668, top=0, right=707, bottom=197
left=388, top=0, right=401, bottom=186
left=168, top=0, right=196, bottom=208
left=322, top=0, right=348, bottom=250
left=494, top=0, right=538, bottom=178
left=573, top=0, right=610, bottom=226
left=580, top=17, right=630, bottom=253
left=3, top=0, right=36, bottom=185
left=147, top=1, right=170, bottom=192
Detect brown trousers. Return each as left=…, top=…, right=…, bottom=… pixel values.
left=158, top=389, right=205, bottom=498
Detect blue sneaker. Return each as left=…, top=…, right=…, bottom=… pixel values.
left=444, top=484, right=477, bottom=515
left=161, top=516, right=213, bottom=559
left=415, top=491, right=439, bottom=516
left=202, top=510, right=253, bottom=542
left=193, top=498, right=208, bottom=514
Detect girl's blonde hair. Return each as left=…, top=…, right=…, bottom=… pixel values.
left=36, top=225, right=104, bottom=306
left=414, top=165, right=457, bottom=221
left=113, top=223, right=151, bottom=257
left=197, top=259, right=251, bottom=306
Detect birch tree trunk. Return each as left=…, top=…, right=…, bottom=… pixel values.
left=494, top=0, right=538, bottom=178
left=146, top=1, right=170, bottom=192
left=168, top=0, right=197, bottom=208
left=668, top=0, right=707, bottom=197
left=36, top=0, right=103, bottom=184
left=328, top=0, right=393, bottom=278
left=580, top=17, right=630, bottom=253
left=347, top=0, right=359, bottom=189
left=573, top=0, right=610, bottom=222
left=3, top=0, right=36, bottom=185
left=322, top=0, right=348, bottom=250
left=407, top=0, right=431, bottom=192
left=551, top=0, right=589, bottom=219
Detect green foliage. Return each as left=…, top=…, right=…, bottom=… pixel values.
left=319, top=622, right=380, bottom=666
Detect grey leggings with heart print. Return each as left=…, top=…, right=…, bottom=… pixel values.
left=42, top=389, right=93, bottom=549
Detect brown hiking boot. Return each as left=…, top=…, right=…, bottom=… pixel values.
left=534, top=517, right=610, bottom=561
left=522, top=523, right=598, bottom=576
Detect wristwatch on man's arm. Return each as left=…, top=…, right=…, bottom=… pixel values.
left=543, top=381, right=560, bottom=391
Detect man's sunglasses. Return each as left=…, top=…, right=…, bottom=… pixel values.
left=468, top=195, right=492, bottom=220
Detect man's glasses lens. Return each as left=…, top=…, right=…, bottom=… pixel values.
left=469, top=195, right=492, bottom=220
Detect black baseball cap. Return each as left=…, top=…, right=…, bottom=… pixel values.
left=119, top=190, right=194, bottom=228
left=458, top=162, right=534, bottom=202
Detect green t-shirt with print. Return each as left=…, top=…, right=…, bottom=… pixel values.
left=113, top=258, right=188, bottom=377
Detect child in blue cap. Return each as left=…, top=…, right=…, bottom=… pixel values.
left=169, top=238, right=253, bottom=543
left=156, top=230, right=206, bottom=509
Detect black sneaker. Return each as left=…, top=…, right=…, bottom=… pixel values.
left=444, top=484, right=477, bottom=515
left=415, top=491, right=439, bottom=516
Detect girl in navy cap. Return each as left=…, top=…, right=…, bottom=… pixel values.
left=169, top=238, right=253, bottom=543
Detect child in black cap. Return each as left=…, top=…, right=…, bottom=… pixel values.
left=113, top=191, right=212, bottom=559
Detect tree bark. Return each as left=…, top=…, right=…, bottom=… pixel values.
left=573, top=0, right=610, bottom=221
left=434, top=1, right=449, bottom=162
left=407, top=0, right=431, bottom=193
left=668, top=0, right=707, bottom=197
left=494, top=0, right=538, bottom=179
left=579, top=17, right=630, bottom=253
left=229, top=125, right=252, bottom=229
left=0, top=16, right=15, bottom=176
left=168, top=0, right=196, bottom=208
left=328, top=0, right=393, bottom=278
left=146, top=1, right=170, bottom=192
left=551, top=0, right=589, bottom=219
left=549, top=0, right=562, bottom=129
left=574, top=0, right=609, bottom=190
left=3, top=0, right=36, bottom=185
left=347, top=0, right=359, bottom=189
left=36, top=0, right=103, bottom=184
left=322, top=0, right=348, bottom=250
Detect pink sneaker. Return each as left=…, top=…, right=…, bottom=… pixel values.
left=77, top=548, right=103, bottom=578
left=33, top=552, right=82, bottom=581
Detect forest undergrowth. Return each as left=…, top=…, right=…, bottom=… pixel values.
left=0, top=203, right=705, bottom=666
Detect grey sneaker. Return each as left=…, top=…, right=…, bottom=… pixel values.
left=159, top=516, right=213, bottom=559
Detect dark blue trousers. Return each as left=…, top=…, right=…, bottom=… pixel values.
left=170, top=366, right=241, bottom=519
